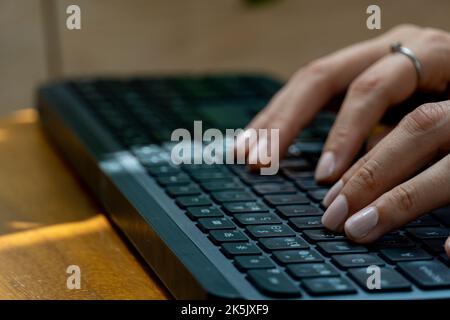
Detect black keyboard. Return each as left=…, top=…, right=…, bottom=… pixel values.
left=37, top=74, right=450, bottom=299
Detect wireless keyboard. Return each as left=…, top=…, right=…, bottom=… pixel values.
left=37, top=74, right=450, bottom=299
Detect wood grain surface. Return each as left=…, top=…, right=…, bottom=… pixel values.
left=0, top=109, right=169, bottom=299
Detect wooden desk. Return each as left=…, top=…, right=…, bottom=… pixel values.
left=0, top=109, right=169, bottom=299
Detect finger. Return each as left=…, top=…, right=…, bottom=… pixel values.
left=343, top=153, right=450, bottom=243
left=322, top=118, right=398, bottom=207
left=446, top=237, right=450, bottom=257
left=316, top=27, right=450, bottom=183
left=237, top=26, right=418, bottom=167
left=366, top=125, right=395, bottom=150
left=322, top=102, right=450, bottom=231
left=315, top=54, right=417, bottom=183
left=322, top=123, right=397, bottom=207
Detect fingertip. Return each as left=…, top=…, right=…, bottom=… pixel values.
left=315, top=151, right=336, bottom=182
left=322, top=179, right=344, bottom=207
left=445, top=237, right=450, bottom=258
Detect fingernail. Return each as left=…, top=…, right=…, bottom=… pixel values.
left=315, top=151, right=336, bottom=181
left=446, top=239, right=450, bottom=256
left=323, top=179, right=344, bottom=207
left=345, top=206, right=379, bottom=240
left=321, top=194, right=348, bottom=231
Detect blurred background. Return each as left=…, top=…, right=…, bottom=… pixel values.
left=1, top=0, right=449, bottom=116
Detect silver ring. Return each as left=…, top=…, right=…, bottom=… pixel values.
left=390, top=42, right=423, bottom=86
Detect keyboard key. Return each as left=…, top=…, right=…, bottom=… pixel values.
left=235, top=256, right=276, bottom=270
left=212, top=191, right=256, bottom=203
left=176, top=194, right=212, bottom=208
left=302, top=277, right=356, bottom=295
left=289, top=216, right=323, bottom=230
left=239, top=173, right=285, bottom=185
left=317, top=241, right=368, bottom=255
left=146, top=165, right=181, bottom=176
left=201, top=180, right=244, bottom=192
left=303, top=229, right=345, bottom=242
left=191, top=171, right=233, bottom=181
left=407, top=227, right=450, bottom=240
left=221, top=243, right=262, bottom=257
left=287, top=263, right=339, bottom=279
left=280, top=158, right=311, bottom=170
left=186, top=207, right=224, bottom=219
left=283, top=169, right=314, bottom=180
left=157, top=173, right=191, bottom=186
left=295, top=179, right=321, bottom=191
left=398, top=260, right=450, bottom=289
left=307, top=189, right=329, bottom=202
left=264, top=194, right=309, bottom=206
left=422, top=239, right=447, bottom=254
left=247, top=269, right=301, bottom=297
left=259, top=237, right=309, bottom=251
left=440, top=253, right=450, bottom=265
left=277, top=205, right=323, bottom=218
left=405, top=215, right=440, bottom=228
left=197, top=217, right=236, bottom=231
left=349, top=268, right=411, bottom=292
left=234, top=213, right=281, bottom=226
left=166, top=184, right=201, bottom=197
left=332, top=254, right=384, bottom=269
left=273, top=249, right=324, bottom=264
left=253, top=183, right=297, bottom=195
left=182, top=164, right=227, bottom=173
left=432, top=206, right=450, bottom=227
left=209, top=230, right=249, bottom=243
left=223, top=202, right=269, bottom=214
left=372, top=232, right=415, bottom=249
left=247, top=224, right=296, bottom=238
left=380, top=248, right=432, bottom=263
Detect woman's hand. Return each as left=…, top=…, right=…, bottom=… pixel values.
left=321, top=101, right=450, bottom=257
left=236, top=24, right=450, bottom=181
left=237, top=24, right=450, bottom=256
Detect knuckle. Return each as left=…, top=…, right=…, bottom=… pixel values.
left=302, top=58, right=333, bottom=83
left=328, top=123, right=352, bottom=150
left=389, top=185, right=417, bottom=213
left=348, top=75, right=384, bottom=97
left=401, top=103, right=448, bottom=134
left=350, top=159, right=381, bottom=192
left=421, top=28, right=450, bottom=46
left=342, top=154, right=371, bottom=182
left=388, top=24, right=421, bottom=37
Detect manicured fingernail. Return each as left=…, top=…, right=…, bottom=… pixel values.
left=315, top=151, right=335, bottom=181
left=321, top=194, right=348, bottom=231
left=323, top=179, right=344, bottom=207
left=345, top=206, right=379, bottom=240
